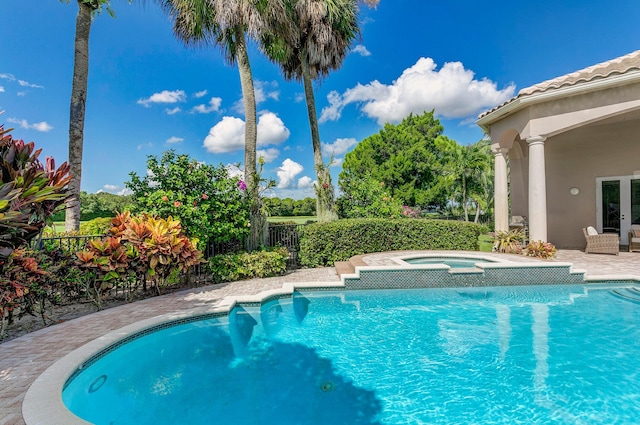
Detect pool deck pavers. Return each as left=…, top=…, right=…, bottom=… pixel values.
left=1, top=250, right=639, bottom=425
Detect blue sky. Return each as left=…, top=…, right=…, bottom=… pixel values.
left=2, top=0, right=640, bottom=199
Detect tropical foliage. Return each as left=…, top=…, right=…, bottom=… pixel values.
left=126, top=150, right=250, bottom=249
left=525, top=240, right=557, bottom=259
left=263, top=197, right=316, bottom=217
left=0, top=124, right=71, bottom=263
left=337, top=178, right=404, bottom=218
left=206, top=246, right=289, bottom=283
left=492, top=229, right=526, bottom=254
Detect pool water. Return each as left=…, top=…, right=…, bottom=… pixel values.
left=404, top=256, right=495, bottom=268
left=63, top=285, right=640, bottom=424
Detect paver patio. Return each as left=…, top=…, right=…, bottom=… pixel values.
left=1, top=250, right=638, bottom=425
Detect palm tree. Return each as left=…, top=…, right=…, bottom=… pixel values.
left=261, top=0, right=378, bottom=222
left=158, top=0, right=285, bottom=249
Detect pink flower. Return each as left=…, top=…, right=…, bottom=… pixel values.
left=174, top=201, right=181, bottom=207
left=383, top=197, right=387, bottom=202
left=322, top=183, right=329, bottom=189
left=380, top=182, right=385, bottom=186
left=201, top=193, right=208, bottom=200
left=238, top=180, right=247, bottom=191
left=161, top=196, right=168, bottom=201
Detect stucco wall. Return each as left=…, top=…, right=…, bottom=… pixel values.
left=541, top=118, right=640, bottom=248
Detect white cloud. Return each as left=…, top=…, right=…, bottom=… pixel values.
left=203, top=116, right=245, bottom=153
left=257, top=148, right=280, bottom=163
left=330, top=158, right=343, bottom=167
left=322, top=137, right=358, bottom=157
left=352, top=45, right=371, bottom=57
left=0, top=86, right=4, bottom=93
left=118, top=188, right=133, bottom=196
left=102, top=184, right=133, bottom=196
left=233, top=80, right=280, bottom=113
left=166, top=136, right=184, bottom=144
left=0, top=73, right=15, bottom=81
left=257, top=112, right=290, bottom=146
left=191, top=97, right=222, bottom=114
left=17, top=92, right=26, bottom=97
left=297, top=176, right=314, bottom=189
left=225, top=163, right=244, bottom=179
left=294, top=93, right=305, bottom=103
left=103, top=184, right=119, bottom=191
left=137, top=90, right=186, bottom=107
left=203, top=112, right=290, bottom=154
left=6, top=118, right=52, bottom=132
left=277, top=158, right=304, bottom=189
left=137, top=142, right=153, bottom=150
left=165, top=107, right=181, bottom=115
left=18, top=79, right=44, bottom=89
left=194, top=90, right=208, bottom=98
left=319, top=57, right=516, bottom=125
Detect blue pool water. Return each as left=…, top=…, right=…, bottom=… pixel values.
left=404, top=256, right=496, bottom=268
left=63, top=285, right=640, bottom=424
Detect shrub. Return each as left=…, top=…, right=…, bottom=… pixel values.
left=492, top=230, right=526, bottom=254
left=299, top=218, right=484, bottom=267
left=80, top=217, right=114, bottom=235
left=207, top=247, right=289, bottom=283
left=525, top=240, right=557, bottom=259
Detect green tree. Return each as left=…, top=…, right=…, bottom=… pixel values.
left=63, top=0, right=131, bottom=232
left=125, top=150, right=249, bottom=248
left=261, top=0, right=378, bottom=222
left=337, top=176, right=404, bottom=218
left=435, top=138, right=493, bottom=222
left=339, top=111, right=450, bottom=210
left=294, top=197, right=316, bottom=216
left=157, top=0, right=285, bottom=250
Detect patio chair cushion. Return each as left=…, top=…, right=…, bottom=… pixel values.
left=586, top=226, right=598, bottom=236
left=633, top=229, right=640, bottom=238
left=632, top=237, right=640, bottom=243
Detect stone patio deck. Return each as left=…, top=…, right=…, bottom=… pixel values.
left=1, top=250, right=638, bottom=425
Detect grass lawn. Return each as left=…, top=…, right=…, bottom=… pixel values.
left=478, top=234, right=494, bottom=252
left=268, top=216, right=317, bottom=224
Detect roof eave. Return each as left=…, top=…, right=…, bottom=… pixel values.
left=476, top=71, right=640, bottom=132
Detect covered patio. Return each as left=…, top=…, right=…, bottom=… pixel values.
left=478, top=51, right=640, bottom=249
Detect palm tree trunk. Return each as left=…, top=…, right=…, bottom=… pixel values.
left=301, top=54, right=337, bottom=222
left=235, top=27, right=265, bottom=250
left=65, top=1, right=93, bottom=232
left=462, top=176, right=469, bottom=222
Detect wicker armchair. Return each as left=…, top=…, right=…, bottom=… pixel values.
left=628, top=224, right=640, bottom=252
left=583, top=227, right=619, bottom=255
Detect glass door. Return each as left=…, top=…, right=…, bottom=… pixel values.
left=597, top=176, right=640, bottom=245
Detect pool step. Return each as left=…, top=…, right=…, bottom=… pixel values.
left=610, top=287, right=640, bottom=304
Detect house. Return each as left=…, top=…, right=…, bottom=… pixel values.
left=477, top=51, right=640, bottom=249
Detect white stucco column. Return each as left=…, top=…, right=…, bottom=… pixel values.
left=493, top=148, right=509, bottom=232
left=527, top=136, right=547, bottom=242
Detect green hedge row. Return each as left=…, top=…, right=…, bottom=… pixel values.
left=299, top=218, right=485, bottom=267
left=206, top=247, right=289, bottom=283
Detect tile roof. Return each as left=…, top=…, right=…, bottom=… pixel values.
left=478, top=50, right=640, bottom=120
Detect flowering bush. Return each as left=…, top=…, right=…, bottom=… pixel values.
left=525, top=240, right=557, bottom=259
left=126, top=150, right=249, bottom=250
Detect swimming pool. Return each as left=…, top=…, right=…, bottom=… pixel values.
left=62, top=284, right=640, bottom=425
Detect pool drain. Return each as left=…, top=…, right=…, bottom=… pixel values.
left=321, top=381, right=335, bottom=392
left=88, top=375, right=107, bottom=393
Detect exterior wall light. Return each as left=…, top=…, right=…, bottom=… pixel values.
left=569, top=187, right=580, bottom=195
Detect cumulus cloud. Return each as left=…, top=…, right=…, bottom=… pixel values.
left=352, top=45, right=371, bottom=57
left=166, top=136, right=184, bottom=144
left=330, top=158, right=343, bottom=167
left=6, top=118, right=53, bottom=132
left=322, top=137, right=358, bottom=157
left=191, top=97, right=222, bottom=114
left=257, top=148, right=280, bottom=163
left=277, top=159, right=304, bottom=189
left=0, top=86, right=4, bottom=93
left=225, top=164, right=244, bottom=179
left=137, top=142, right=153, bottom=150
left=297, top=176, right=314, bottom=189
left=165, top=107, right=181, bottom=115
left=319, top=57, right=515, bottom=125
left=194, top=90, right=208, bottom=98
left=137, top=90, right=186, bottom=107
left=203, top=112, right=290, bottom=154
left=102, top=184, right=133, bottom=196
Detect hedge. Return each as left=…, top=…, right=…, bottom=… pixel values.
left=299, top=218, right=484, bottom=267
left=206, top=247, right=289, bottom=283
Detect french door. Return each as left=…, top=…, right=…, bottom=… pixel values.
left=596, top=176, right=640, bottom=245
